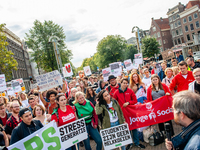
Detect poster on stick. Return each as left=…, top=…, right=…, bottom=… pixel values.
left=0, top=74, right=6, bottom=91
left=102, top=67, right=111, bottom=82
left=132, top=60, right=139, bottom=69
left=100, top=124, right=132, bottom=150
left=109, top=62, right=121, bottom=77
left=58, top=118, right=87, bottom=149
left=7, top=87, right=15, bottom=96
left=83, top=66, right=92, bottom=76
left=161, top=49, right=175, bottom=60
left=64, top=63, right=73, bottom=77
left=134, top=53, right=143, bottom=64
left=124, top=59, right=133, bottom=71
left=11, top=80, right=21, bottom=93
left=35, top=70, right=63, bottom=92
left=15, top=78, right=26, bottom=91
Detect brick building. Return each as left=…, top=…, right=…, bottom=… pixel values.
left=149, top=17, right=174, bottom=52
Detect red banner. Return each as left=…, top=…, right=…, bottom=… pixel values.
left=122, top=96, right=174, bottom=130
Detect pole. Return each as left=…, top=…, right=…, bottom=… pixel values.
left=119, top=147, right=122, bottom=150
left=75, top=144, right=78, bottom=150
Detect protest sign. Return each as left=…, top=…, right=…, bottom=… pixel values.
left=7, top=87, right=15, bottom=96
left=83, top=66, right=92, bottom=76
left=58, top=118, right=87, bottom=149
left=64, top=63, right=73, bottom=77
left=0, top=74, right=6, bottom=91
left=15, top=78, right=26, bottom=91
left=30, top=83, right=38, bottom=90
left=0, top=92, right=6, bottom=97
left=11, top=80, right=22, bottom=93
left=134, top=53, right=143, bottom=64
left=161, top=49, right=175, bottom=60
left=8, top=121, right=64, bottom=150
left=109, top=62, right=121, bottom=77
left=100, top=124, right=132, bottom=150
left=123, top=96, right=173, bottom=130
left=35, top=70, right=63, bottom=92
left=62, top=67, right=68, bottom=77
left=102, top=67, right=111, bottom=82
left=132, top=60, right=139, bottom=69
left=124, top=59, right=134, bottom=71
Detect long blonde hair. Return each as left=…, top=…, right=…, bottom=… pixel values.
left=73, top=91, right=85, bottom=104
left=129, top=72, right=143, bottom=89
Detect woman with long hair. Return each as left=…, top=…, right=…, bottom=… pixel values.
left=80, top=81, right=86, bottom=94
left=147, top=74, right=174, bottom=136
left=74, top=92, right=102, bottom=150
left=19, top=92, right=29, bottom=107
left=129, top=73, right=145, bottom=93
left=95, top=89, right=126, bottom=150
left=85, top=87, right=96, bottom=106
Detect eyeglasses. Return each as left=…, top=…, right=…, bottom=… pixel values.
left=194, top=75, right=200, bottom=78
left=13, top=106, right=20, bottom=108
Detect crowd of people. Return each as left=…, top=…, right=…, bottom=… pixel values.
left=0, top=51, right=200, bottom=150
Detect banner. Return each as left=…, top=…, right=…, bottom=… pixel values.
left=100, top=124, right=132, bottom=150
left=8, top=121, right=64, bottom=150
left=134, top=53, right=143, bottom=64
left=161, top=49, right=175, bottom=60
left=123, top=96, right=173, bottom=130
left=64, top=63, right=73, bottom=77
left=109, top=62, right=121, bottom=77
left=11, top=80, right=22, bottom=93
left=15, top=78, right=26, bottom=91
left=102, top=67, right=111, bottom=82
left=58, top=118, right=87, bottom=149
left=0, top=74, right=6, bottom=91
left=83, top=66, right=92, bottom=76
left=124, top=59, right=133, bottom=71
left=35, top=70, right=63, bottom=92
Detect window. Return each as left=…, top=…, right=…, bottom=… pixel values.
left=169, top=17, right=172, bottom=22
left=194, top=13, right=198, bottom=19
left=172, top=31, right=175, bottom=37
left=160, top=47, right=163, bottom=52
left=196, top=21, right=200, bottom=28
left=173, top=15, right=176, bottom=21
left=176, top=30, right=179, bottom=36
left=188, top=16, right=192, bottom=22
left=177, top=20, right=181, bottom=26
left=174, top=22, right=178, bottom=28
left=162, top=32, right=165, bottom=36
left=159, top=39, right=162, bottom=45
left=179, top=28, right=183, bottom=35
left=187, top=34, right=191, bottom=41
left=163, top=40, right=166, bottom=44
left=192, top=33, right=195, bottom=39
left=157, top=32, right=160, bottom=37
left=153, top=27, right=156, bottom=32
left=183, top=18, right=187, bottom=24
left=185, top=25, right=188, bottom=32
left=190, top=24, right=194, bottom=31
left=176, top=14, right=179, bottom=18
left=178, top=38, right=181, bottom=44
left=154, top=33, right=157, bottom=38
left=174, top=39, right=177, bottom=45
left=170, top=23, right=174, bottom=29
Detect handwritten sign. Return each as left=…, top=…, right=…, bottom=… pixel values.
left=134, top=53, right=143, bottom=64
left=83, top=66, right=92, bottom=76
left=124, top=59, right=133, bottom=71
left=0, top=74, right=6, bottom=91
left=102, top=67, right=111, bottom=82
left=109, top=62, right=121, bottom=77
left=64, top=63, right=73, bottom=77
left=161, top=49, right=175, bottom=60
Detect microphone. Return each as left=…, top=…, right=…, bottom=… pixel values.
left=165, top=123, right=171, bottom=141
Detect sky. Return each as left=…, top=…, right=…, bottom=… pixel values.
left=0, top=0, right=189, bottom=68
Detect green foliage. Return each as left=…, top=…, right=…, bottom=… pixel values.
left=0, top=24, right=18, bottom=80
left=124, top=44, right=138, bottom=60
left=25, top=20, right=73, bottom=73
left=141, top=36, right=160, bottom=58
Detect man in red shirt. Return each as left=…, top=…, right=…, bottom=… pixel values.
left=169, top=61, right=195, bottom=95
left=105, top=75, right=120, bottom=98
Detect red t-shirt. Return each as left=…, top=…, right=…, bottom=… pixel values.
left=45, top=102, right=57, bottom=114
left=51, top=105, right=76, bottom=126
left=0, top=114, right=7, bottom=126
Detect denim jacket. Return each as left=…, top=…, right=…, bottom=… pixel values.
left=172, top=119, right=200, bottom=150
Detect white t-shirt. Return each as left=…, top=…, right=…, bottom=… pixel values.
left=142, top=77, right=152, bottom=90
left=182, top=74, right=188, bottom=79
left=22, top=99, right=29, bottom=107
left=107, top=101, right=118, bottom=123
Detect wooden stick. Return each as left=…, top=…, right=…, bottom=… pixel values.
left=75, top=144, right=78, bottom=150
left=119, top=147, right=122, bottom=150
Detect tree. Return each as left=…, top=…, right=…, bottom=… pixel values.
left=25, top=20, right=73, bottom=73
left=0, top=24, right=18, bottom=80
left=141, top=36, right=160, bottom=58
left=124, top=44, right=138, bottom=60
left=96, top=35, right=127, bottom=68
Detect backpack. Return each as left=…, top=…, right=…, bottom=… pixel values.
left=107, top=83, right=121, bottom=93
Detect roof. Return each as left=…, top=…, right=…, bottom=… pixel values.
left=185, top=0, right=200, bottom=9
left=154, top=18, right=170, bottom=30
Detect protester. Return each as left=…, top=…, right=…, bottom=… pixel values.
left=96, top=80, right=105, bottom=94
left=147, top=74, right=174, bottom=136
left=0, top=103, right=11, bottom=127
left=10, top=108, right=43, bottom=144
left=113, top=78, right=145, bottom=149
left=0, top=124, right=9, bottom=148
left=189, top=68, right=200, bottom=94
left=68, top=88, right=77, bottom=106
left=138, top=67, right=144, bottom=79
left=162, top=68, right=174, bottom=87
left=186, top=57, right=200, bottom=71
left=19, top=93, right=29, bottom=107
left=5, top=102, right=12, bottom=113
left=0, top=97, right=8, bottom=105
left=33, top=105, right=51, bottom=125
left=5, top=102, right=22, bottom=140
left=74, top=92, right=102, bottom=150
left=142, top=68, right=152, bottom=90
left=176, top=51, right=184, bottom=63
left=85, top=87, right=97, bottom=106
left=51, top=94, right=78, bottom=150
left=28, top=96, right=37, bottom=116
left=187, top=49, right=194, bottom=58
left=158, top=63, right=167, bottom=81
left=129, top=72, right=145, bottom=93
left=116, top=76, right=121, bottom=84
left=95, top=89, right=126, bottom=150
left=171, top=59, right=178, bottom=67
left=151, top=62, right=160, bottom=75
left=105, top=75, right=120, bottom=98
left=165, top=91, right=200, bottom=150
left=172, top=66, right=179, bottom=76
left=169, top=61, right=195, bottom=95
left=79, top=81, right=86, bottom=94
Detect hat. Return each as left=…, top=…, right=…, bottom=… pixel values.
left=108, top=75, right=116, bottom=81
left=76, top=83, right=80, bottom=86
left=19, top=108, right=31, bottom=117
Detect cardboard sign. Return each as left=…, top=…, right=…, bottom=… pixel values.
left=100, top=124, right=132, bottom=150
left=58, top=118, right=87, bottom=149
left=35, top=70, right=63, bottom=92
left=0, top=74, right=6, bottom=91
left=83, top=66, right=92, bottom=76
left=8, top=121, right=64, bottom=150
left=102, top=67, right=111, bottom=82
left=124, top=59, right=134, bottom=71
left=109, top=62, right=121, bottom=77
left=161, top=49, right=175, bottom=60
left=15, top=78, right=26, bottom=91
left=134, top=53, right=143, bottom=64
left=64, top=63, right=73, bottom=77
left=11, top=80, right=22, bottom=93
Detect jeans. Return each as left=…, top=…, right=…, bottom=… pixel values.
left=110, top=120, right=126, bottom=150
left=83, top=124, right=102, bottom=150
left=130, top=129, right=140, bottom=146
left=65, top=143, right=79, bottom=150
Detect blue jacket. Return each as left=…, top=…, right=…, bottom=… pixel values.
left=176, top=55, right=184, bottom=63
left=172, top=119, right=200, bottom=150
left=158, top=69, right=166, bottom=81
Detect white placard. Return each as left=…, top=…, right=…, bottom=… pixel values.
left=132, top=60, right=139, bottom=69
left=102, top=67, right=111, bottom=82
left=35, top=70, right=63, bottom=92
left=83, top=66, right=92, bottom=76
left=7, top=87, right=15, bottom=96
left=64, top=63, right=73, bottom=77
left=100, top=124, right=132, bottom=150
left=124, top=59, right=134, bottom=71
left=0, top=74, right=7, bottom=91
left=15, top=78, right=26, bottom=91
left=58, top=118, right=87, bottom=149
left=109, top=62, right=121, bottom=77
left=134, top=53, right=143, bottom=64
left=11, top=80, right=22, bottom=93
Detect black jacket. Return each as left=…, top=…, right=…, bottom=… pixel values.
left=68, top=97, right=75, bottom=106
left=10, top=120, right=43, bottom=145
left=0, top=112, right=11, bottom=126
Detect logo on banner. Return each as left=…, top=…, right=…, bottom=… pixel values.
left=65, top=65, right=71, bottom=73
left=146, top=103, right=156, bottom=122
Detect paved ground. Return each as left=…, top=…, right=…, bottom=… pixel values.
left=80, top=120, right=182, bottom=150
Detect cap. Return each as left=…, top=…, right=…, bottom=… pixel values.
left=108, top=75, right=116, bottom=81
left=19, top=108, right=31, bottom=117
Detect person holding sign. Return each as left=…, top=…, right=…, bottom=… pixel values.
left=129, top=73, right=145, bottom=94
left=95, top=89, right=126, bottom=150
left=51, top=94, right=78, bottom=150
left=74, top=92, right=102, bottom=150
